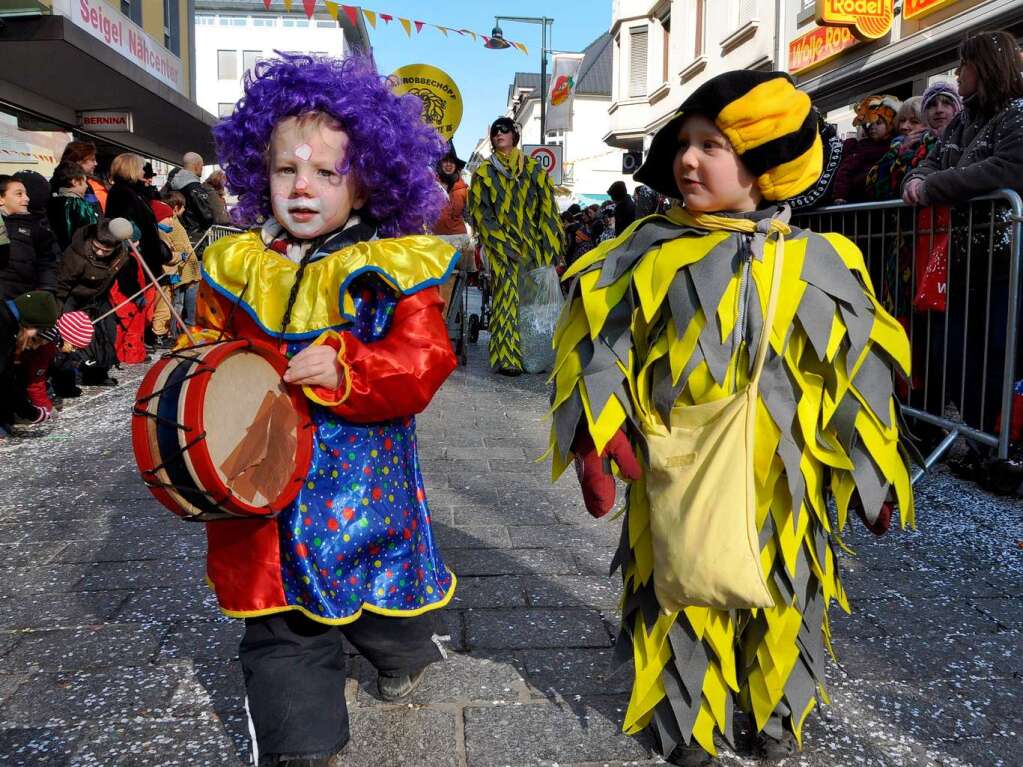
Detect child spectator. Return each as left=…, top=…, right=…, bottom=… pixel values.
left=19, top=310, right=94, bottom=419
left=150, top=194, right=200, bottom=345
left=47, top=161, right=100, bottom=250
left=831, top=94, right=901, bottom=203
left=42, top=310, right=95, bottom=400
left=160, top=190, right=201, bottom=328
left=920, top=81, right=962, bottom=138
left=59, top=140, right=107, bottom=213
left=0, top=290, right=58, bottom=437
left=56, top=219, right=131, bottom=386
left=865, top=96, right=928, bottom=200
left=0, top=174, right=60, bottom=300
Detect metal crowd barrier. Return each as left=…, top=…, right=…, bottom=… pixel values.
left=791, top=189, right=1023, bottom=476
left=192, top=224, right=246, bottom=253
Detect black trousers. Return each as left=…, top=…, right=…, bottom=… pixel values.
left=239, top=609, right=442, bottom=765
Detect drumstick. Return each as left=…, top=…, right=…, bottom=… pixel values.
left=109, top=218, right=197, bottom=346
left=92, top=274, right=169, bottom=323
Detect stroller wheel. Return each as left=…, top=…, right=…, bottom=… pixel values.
left=468, top=315, right=480, bottom=344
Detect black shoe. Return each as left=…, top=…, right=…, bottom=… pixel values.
left=667, top=741, right=717, bottom=766
left=753, top=730, right=798, bottom=761
left=84, top=375, right=118, bottom=387
left=377, top=666, right=428, bottom=701
left=496, top=368, right=522, bottom=377
left=55, top=386, right=82, bottom=398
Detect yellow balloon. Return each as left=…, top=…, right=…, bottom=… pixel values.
left=389, top=64, right=463, bottom=140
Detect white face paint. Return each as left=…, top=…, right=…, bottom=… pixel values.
left=268, top=117, right=366, bottom=240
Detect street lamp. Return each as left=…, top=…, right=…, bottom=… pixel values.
left=484, top=16, right=554, bottom=142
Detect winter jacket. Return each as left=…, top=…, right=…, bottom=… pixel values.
left=831, top=137, right=891, bottom=202
left=865, top=132, right=941, bottom=201
left=170, top=169, right=215, bottom=240
left=613, top=195, right=636, bottom=235
left=433, top=178, right=468, bottom=235
left=56, top=225, right=131, bottom=311
left=903, top=96, right=1023, bottom=205
left=0, top=213, right=60, bottom=300
left=203, top=182, right=232, bottom=226
left=156, top=214, right=200, bottom=284
left=0, top=298, right=20, bottom=426
left=47, top=192, right=100, bottom=251
left=105, top=179, right=169, bottom=293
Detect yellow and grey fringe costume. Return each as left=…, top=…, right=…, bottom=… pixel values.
left=548, top=71, right=915, bottom=757
left=466, top=148, right=563, bottom=371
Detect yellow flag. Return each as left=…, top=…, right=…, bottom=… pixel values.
left=283, top=0, right=292, bottom=11
left=399, top=17, right=412, bottom=36
left=436, top=26, right=448, bottom=36
left=515, top=41, right=529, bottom=54
left=324, top=0, right=339, bottom=20
left=363, top=9, right=377, bottom=27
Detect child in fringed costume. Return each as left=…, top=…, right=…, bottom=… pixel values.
left=548, top=72, right=916, bottom=765
left=466, top=116, right=563, bottom=375
left=194, top=55, right=458, bottom=766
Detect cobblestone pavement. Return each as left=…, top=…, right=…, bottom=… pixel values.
left=0, top=337, right=1021, bottom=767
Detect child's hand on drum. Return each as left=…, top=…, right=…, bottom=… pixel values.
left=283, top=344, right=342, bottom=389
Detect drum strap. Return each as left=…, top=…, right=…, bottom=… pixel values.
left=279, top=252, right=315, bottom=340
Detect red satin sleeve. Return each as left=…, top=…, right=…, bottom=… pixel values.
left=320, top=287, right=456, bottom=423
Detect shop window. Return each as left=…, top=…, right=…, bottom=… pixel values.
left=163, top=0, right=180, bottom=55
left=218, top=103, right=235, bottom=118
left=218, top=50, right=238, bottom=81
left=120, top=0, right=142, bottom=25
left=628, top=26, right=648, bottom=98
left=196, top=15, right=215, bottom=25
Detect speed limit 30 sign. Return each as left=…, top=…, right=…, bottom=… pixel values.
left=522, top=144, right=563, bottom=185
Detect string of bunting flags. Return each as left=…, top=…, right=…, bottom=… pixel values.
left=265, top=0, right=530, bottom=53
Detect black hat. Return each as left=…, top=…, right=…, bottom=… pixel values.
left=142, top=162, right=156, bottom=180
left=634, top=70, right=826, bottom=203
left=439, top=141, right=466, bottom=172
left=13, top=291, right=58, bottom=329
left=489, top=117, right=521, bottom=147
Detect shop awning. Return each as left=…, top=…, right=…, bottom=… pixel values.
left=0, top=13, right=216, bottom=163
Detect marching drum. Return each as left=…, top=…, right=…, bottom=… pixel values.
left=132, top=339, right=314, bottom=521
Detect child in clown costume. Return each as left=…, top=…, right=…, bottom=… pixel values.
left=549, top=71, right=916, bottom=764
left=192, top=55, right=457, bottom=766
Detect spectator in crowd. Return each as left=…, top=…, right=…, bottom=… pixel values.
left=865, top=97, right=928, bottom=200
left=901, top=30, right=1023, bottom=439
left=47, top=161, right=100, bottom=250
left=831, top=94, right=901, bottom=203
left=0, top=174, right=60, bottom=300
left=56, top=219, right=132, bottom=387
left=171, top=151, right=215, bottom=243
left=59, top=140, right=107, bottom=213
left=160, top=191, right=201, bottom=328
left=606, top=180, right=635, bottom=235
left=921, top=81, right=963, bottom=138
left=596, top=202, right=617, bottom=244
left=203, top=169, right=233, bottom=226
left=432, top=143, right=468, bottom=235
left=18, top=309, right=94, bottom=421
left=0, top=290, right=57, bottom=438
left=43, top=310, right=95, bottom=400
left=634, top=185, right=659, bottom=219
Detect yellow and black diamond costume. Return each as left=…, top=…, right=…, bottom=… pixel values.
left=466, top=147, right=563, bottom=372
left=548, top=72, right=915, bottom=758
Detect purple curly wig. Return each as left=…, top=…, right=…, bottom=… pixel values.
left=213, top=54, right=446, bottom=237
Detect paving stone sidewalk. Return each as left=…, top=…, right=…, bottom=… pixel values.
left=0, top=339, right=1020, bottom=767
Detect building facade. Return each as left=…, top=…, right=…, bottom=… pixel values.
left=0, top=0, right=214, bottom=175
left=194, top=0, right=370, bottom=120
left=471, top=33, right=634, bottom=200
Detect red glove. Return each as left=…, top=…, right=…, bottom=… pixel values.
left=850, top=492, right=893, bottom=536
left=572, top=427, right=642, bottom=518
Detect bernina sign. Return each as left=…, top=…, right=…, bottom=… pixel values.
left=78, top=110, right=134, bottom=133
left=816, top=0, right=894, bottom=41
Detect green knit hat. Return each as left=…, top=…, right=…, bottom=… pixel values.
left=13, top=291, right=58, bottom=329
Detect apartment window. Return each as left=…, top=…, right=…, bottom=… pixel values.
left=735, top=0, right=756, bottom=25
left=120, top=0, right=142, bottom=25
left=628, top=26, right=648, bottom=98
left=163, top=0, right=180, bottom=55
left=218, top=103, right=235, bottom=118
left=316, top=20, right=336, bottom=28
left=253, top=17, right=276, bottom=27
left=196, top=14, right=215, bottom=25
left=694, top=0, right=706, bottom=58
left=217, top=50, right=238, bottom=80
left=241, top=49, right=261, bottom=74
left=660, top=13, right=671, bottom=82
left=219, top=15, right=246, bottom=27
left=283, top=18, right=310, bottom=28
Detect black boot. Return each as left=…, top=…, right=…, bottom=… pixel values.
left=753, top=729, right=798, bottom=761
left=666, top=741, right=717, bottom=766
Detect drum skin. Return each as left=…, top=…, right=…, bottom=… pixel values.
left=131, top=339, right=314, bottom=520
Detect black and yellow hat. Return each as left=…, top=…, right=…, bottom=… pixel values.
left=634, top=70, right=830, bottom=204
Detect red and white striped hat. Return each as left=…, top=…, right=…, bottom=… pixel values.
left=56, top=311, right=94, bottom=349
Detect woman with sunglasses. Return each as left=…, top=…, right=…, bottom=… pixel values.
left=467, top=117, right=564, bottom=375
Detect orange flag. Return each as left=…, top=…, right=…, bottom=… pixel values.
left=363, top=9, right=377, bottom=27
left=399, top=17, right=412, bottom=36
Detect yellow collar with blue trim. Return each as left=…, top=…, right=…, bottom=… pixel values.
left=201, top=231, right=457, bottom=339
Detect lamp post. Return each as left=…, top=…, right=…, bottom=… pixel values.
left=484, top=16, right=554, bottom=142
